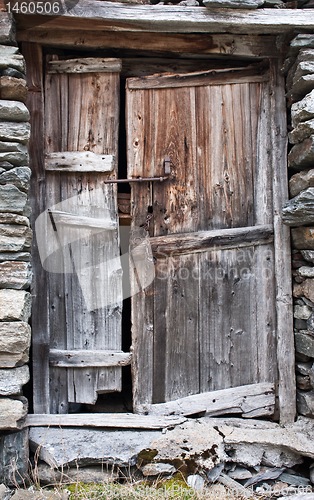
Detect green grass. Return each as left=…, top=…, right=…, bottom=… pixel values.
left=62, top=481, right=256, bottom=500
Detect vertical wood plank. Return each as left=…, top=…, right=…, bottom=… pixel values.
left=163, top=253, right=199, bottom=401
left=44, top=62, right=69, bottom=413
left=127, top=87, right=155, bottom=408
left=22, top=42, right=50, bottom=414
left=252, top=81, right=277, bottom=385
left=270, top=59, right=296, bottom=424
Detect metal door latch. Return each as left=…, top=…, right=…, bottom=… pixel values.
left=104, top=157, right=171, bottom=184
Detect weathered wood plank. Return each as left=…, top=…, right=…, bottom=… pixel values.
left=22, top=42, right=50, bottom=414
left=270, top=59, right=295, bottom=424
left=121, top=58, right=255, bottom=79
left=45, top=152, right=114, bottom=172
left=151, top=225, right=274, bottom=256
left=49, top=350, right=132, bottom=367
left=48, top=58, right=122, bottom=74
left=15, top=3, right=314, bottom=35
left=49, top=210, right=117, bottom=230
left=127, top=66, right=269, bottom=90
left=127, top=88, right=155, bottom=408
left=44, top=56, right=69, bottom=414
left=26, top=413, right=186, bottom=429
left=135, top=382, right=275, bottom=418
left=16, top=31, right=283, bottom=59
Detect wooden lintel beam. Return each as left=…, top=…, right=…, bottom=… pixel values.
left=14, top=3, right=314, bottom=35
left=17, top=31, right=283, bottom=59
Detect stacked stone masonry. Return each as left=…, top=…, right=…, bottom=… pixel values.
left=0, top=24, right=31, bottom=484
left=281, top=34, right=314, bottom=419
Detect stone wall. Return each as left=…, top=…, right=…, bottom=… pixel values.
left=0, top=10, right=31, bottom=485
left=281, top=34, right=314, bottom=419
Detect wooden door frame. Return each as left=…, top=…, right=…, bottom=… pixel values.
left=21, top=35, right=295, bottom=424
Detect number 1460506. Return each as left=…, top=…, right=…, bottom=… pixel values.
left=6, top=1, right=60, bottom=13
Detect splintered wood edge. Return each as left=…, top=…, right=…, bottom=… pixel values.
left=127, top=66, right=269, bottom=90
left=135, top=382, right=275, bottom=417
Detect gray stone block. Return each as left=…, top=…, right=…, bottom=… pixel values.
left=0, top=167, right=31, bottom=193
left=292, top=227, right=314, bottom=250
left=0, top=214, right=29, bottom=226
left=0, top=152, right=28, bottom=167
left=293, top=61, right=314, bottom=85
left=0, top=290, right=31, bottom=322
left=282, top=188, right=314, bottom=226
left=291, top=90, right=314, bottom=128
left=0, top=252, right=30, bottom=262
left=29, top=427, right=162, bottom=468
left=0, top=101, right=29, bottom=122
left=0, top=162, right=14, bottom=170
left=0, top=46, right=19, bottom=57
left=0, top=261, right=32, bottom=289
left=34, top=463, right=118, bottom=486
left=294, top=304, right=313, bottom=320
left=0, top=321, right=31, bottom=368
left=288, top=136, right=314, bottom=170
left=0, top=122, right=30, bottom=144
left=0, top=397, right=28, bottom=430
left=295, top=330, right=314, bottom=357
left=0, top=55, right=25, bottom=75
left=0, top=76, right=28, bottom=104
left=0, top=428, right=29, bottom=484
left=0, top=366, right=29, bottom=396
left=2, top=69, right=26, bottom=82
left=289, top=120, right=314, bottom=145
left=288, top=35, right=314, bottom=58
left=0, top=223, right=32, bottom=253
left=298, top=266, right=314, bottom=278
left=290, top=75, right=314, bottom=101
left=297, top=390, right=314, bottom=417
left=0, top=185, right=27, bottom=215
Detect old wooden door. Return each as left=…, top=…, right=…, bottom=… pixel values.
left=126, top=63, right=293, bottom=418
left=31, top=56, right=125, bottom=414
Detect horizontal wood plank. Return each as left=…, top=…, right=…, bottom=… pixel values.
left=26, top=413, right=186, bottom=429
left=49, top=350, right=131, bottom=367
left=15, top=3, right=314, bottom=35
left=48, top=58, right=122, bottom=74
left=45, top=152, right=114, bottom=172
left=150, top=224, right=274, bottom=255
left=49, top=211, right=117, bottom=230
left=127, top=66, right=268, bottom=90
left=17, top=32, right=283, bottom=59
left=135, top=382, right=275, bottom=418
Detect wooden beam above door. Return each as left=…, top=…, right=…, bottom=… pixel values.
left=14, top=2, right=314, bottom=35
left=17, top=31, right=284, bottom=59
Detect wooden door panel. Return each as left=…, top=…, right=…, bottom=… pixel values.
left=127, top=81, right=270, bottom=238
left=127, top=66, right=280, bottom=410
left=37, top=58, right=123, bottom=413
left=151, top=242, right=277, bottom=403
